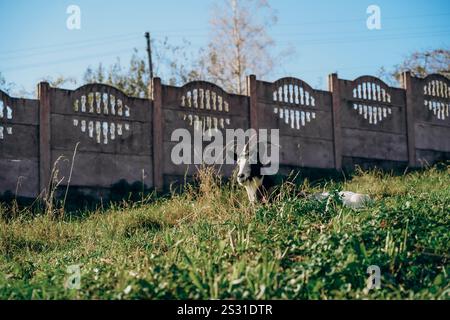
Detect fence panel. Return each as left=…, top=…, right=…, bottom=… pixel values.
left=410, top=74, right=450, bottom=165
left=161, top=81, right=250, bottom=184
left=257, top=77, right=335, bottom=169
left=0, top=90, right=39, bottom=199
left=337, top=75, right=408, bottom=169
left=48, top=84, right=153, bottom=196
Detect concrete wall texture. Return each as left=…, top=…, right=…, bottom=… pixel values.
left=0, top=72, right=449, bottom=200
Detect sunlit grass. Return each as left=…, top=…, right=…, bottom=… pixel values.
left=0, top=165, right=449, bottom=299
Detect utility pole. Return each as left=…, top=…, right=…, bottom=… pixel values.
left=145, top=32, right=154, bottom=80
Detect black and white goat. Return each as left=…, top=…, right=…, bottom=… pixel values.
left=234, top=145, right=370, bottom=209
left=234, top=145, right=276, bottom=203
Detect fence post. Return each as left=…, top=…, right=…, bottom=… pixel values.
left=402, top=71, right=417, bottom=168
left=38, top=82, right=51, bottom=197
left=328, top=73, right=343, bottom=171
left=247, top=74, right=259, bottom=131
left=151, top=77, right=164, bottom=191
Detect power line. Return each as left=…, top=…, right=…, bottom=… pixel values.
left=1, top=20, right=449, bottom=73
left=3, top=29, right=448, bottom=73
left=145, top=26, right=450, bottom=39
left=2, top=11, right=449, bottom=56
left=276, top=30, right=450, bottom=46
left=276, top=12, right=450, bottom=27
left=0, top=32, right=141, bottom=56
left=0, top=35, right=142, bottom=61
left=3, top=24, right=445, bottom=63
left=151, top=29, right=450, bottom=48
left=0, top=47, right=145, bottom=73
left=270, top=25, right=450, bottom=38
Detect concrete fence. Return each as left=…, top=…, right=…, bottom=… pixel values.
left=0, top=72, right=449, bottom=200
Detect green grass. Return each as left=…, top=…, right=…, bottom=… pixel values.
left=0, top=166, right=449, bottom=300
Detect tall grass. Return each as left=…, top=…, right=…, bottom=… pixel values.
left=0, top=165, right=449, bottom=299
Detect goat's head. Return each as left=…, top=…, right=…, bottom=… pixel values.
left=232, top=142, right=278, bottom=203
left=234, top=144, right=271, bottom=186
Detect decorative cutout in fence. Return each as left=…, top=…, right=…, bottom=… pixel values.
left=351, top=76, right=393, bottom=125
left=0, top=100, right=13, bottom=140
left=180, top=81, right=231, bottom=130
left=423, top=78, right=450, bottom=120
left=182, top=113, right=231, bottom=131
left=272, top=78, right=317, bottom=130
left=73, top=92, right=130, bottom=117
left=274, top=108, right=316, bottom=130
left=180, top=82, right=230, bottom=112
left=72, top=91, right=131, bottom=144
left=72, top=119, right=130, bottom=144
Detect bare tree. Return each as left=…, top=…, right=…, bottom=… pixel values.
left=203, top=0, right=278, bottom=94
left=40, top=75, right=77, bottom=88
left=0, top=72, right=17, bottom=95
left=379, top=49, right=450, bottom=85
left=153, top=38, right=205, bottom=86
left=0, top=72, right=36, bottom=98
left=82, top=39, right=203, bottom=97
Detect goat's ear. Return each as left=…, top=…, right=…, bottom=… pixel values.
left=233, top=151, right=239, bottom=162
left=256, top=142, right=266, bottom=163
left=255, top=151, right=270, bottom=167
left=226, top=148, right=239, bottom=162
left=257, top=142, right=272, bottom=167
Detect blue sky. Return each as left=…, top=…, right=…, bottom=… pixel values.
left=0, top=0, right=449, bottom=95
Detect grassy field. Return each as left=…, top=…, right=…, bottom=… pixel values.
left=0, top=165, right=449, bottom=300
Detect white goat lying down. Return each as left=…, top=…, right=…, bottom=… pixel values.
left=234, top=146, right=371, bottom=209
